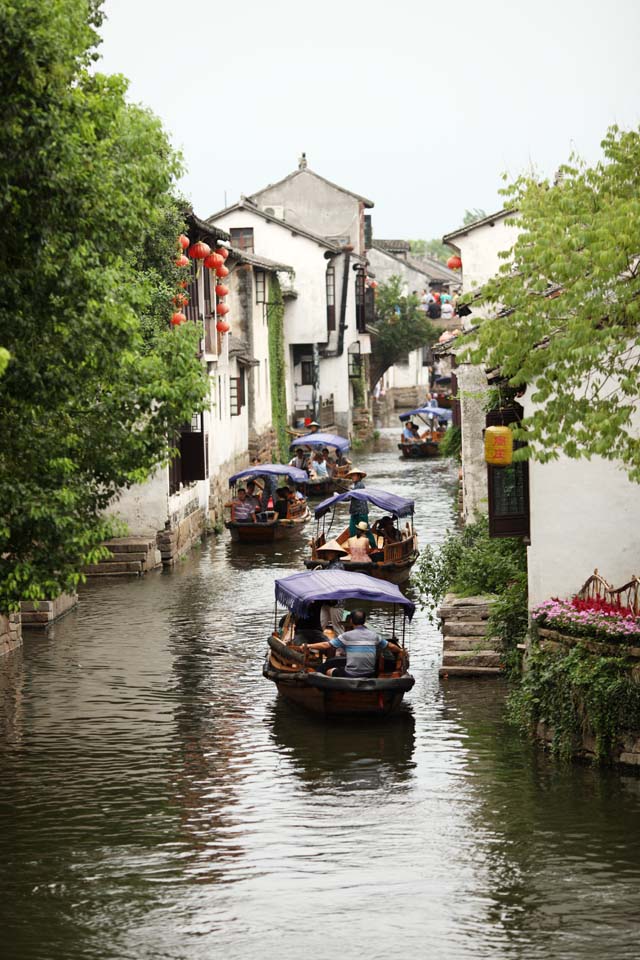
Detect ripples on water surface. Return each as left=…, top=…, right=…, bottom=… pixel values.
left=2, top=430, right=640, bottom=959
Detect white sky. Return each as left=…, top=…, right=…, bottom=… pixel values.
left=99, top=0, right=640, bottom=239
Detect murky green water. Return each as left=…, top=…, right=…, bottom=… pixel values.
left=2, top=430, right=640, bottom=959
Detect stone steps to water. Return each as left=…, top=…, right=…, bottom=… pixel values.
left=439, top=665, right=504, bottom=677
left=83, top=537, right=162, bottom=577
left=437, top=593, right=504, bottom=678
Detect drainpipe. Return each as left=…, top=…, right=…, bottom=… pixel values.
left=312, top=342, right=320, bottom=420
left=319, top=248, right=351, bottom=359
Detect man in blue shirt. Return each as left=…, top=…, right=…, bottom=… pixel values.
left=304, top=609, right=404, bottom=677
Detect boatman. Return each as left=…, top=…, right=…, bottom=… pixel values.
left=303, top=609, right=405, bottom=678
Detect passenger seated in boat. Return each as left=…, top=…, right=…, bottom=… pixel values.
left=232, top=488, right=256, bottom=523
left=322, top=447, right=336, bottom=476
left=345, top=525, right=373, bottom=563
left=289, top=447, right=307, bottom=471
left=320, top=601, right=345, bottom=637
left=245, top=479, right=262, bottom=513
left=293, top=602, right=326, bottom=644
left=373, top=516, right=402, bottom=545
left=315, top=539, right=348, bottom=570
left=304, top=609, right=404, bottom=678
left=273, top=487, right=290, bottom=519
left=402, top=422, right=415, bottom=442
left=310, top=452, right=329, bottom=478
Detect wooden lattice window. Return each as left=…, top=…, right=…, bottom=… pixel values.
left=486, top=405, right=530, bottom=539
left=230, top=372, right=246, bottom=417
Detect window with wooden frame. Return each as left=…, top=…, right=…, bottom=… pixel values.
left=255, top=270, right=266, bottom=304
left=230, top=371, right=246, bottom=417
left=230, top=227, right=254, bottom=253
left=300, top=359, right=314, bottom=386
left=185, top=259, right=199, bottom=323
left=326, top=264, right=336, bottom=332
left=355, top=269, right=366, bottom=333
left=486, top=405, right=530, bottom=539
left=203, top=264, right=214, bottom=318
left=168, top=414, right=208, bottom=493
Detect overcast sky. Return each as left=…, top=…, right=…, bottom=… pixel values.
left=99, top=0, right=640, bottom=240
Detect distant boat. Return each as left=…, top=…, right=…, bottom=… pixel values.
left=263, top=570, right=416, bottom=718
left=305, top=487, right=418, bottom=584
left=289, top=432, right=353, bottom=497
left=225, top=464, right=310, bottom=543
left=398, top=404, right=453, bottom=459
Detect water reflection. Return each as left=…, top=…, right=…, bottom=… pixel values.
left=2, top=433, right=640, bottom=960
left=269, top=700, right=416, bottom=792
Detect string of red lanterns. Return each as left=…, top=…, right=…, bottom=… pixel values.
left=171, top=235, right=232, bottom=335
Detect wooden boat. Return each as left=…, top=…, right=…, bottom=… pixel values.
left=225, top=463, right=310, bottom=544
left=263, top=570, right=416, bottom=718
left=398, top=404, right=453, bottom=459
left=305, top=474, right=352, bottom=498
left=289, top=431, right=353, bottom=498
left=398, top=438, right=442, bottom=459
left=304, top=487, right=419, bottom=584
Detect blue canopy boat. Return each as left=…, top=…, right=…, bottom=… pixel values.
left=304, top=487, right=418, bottom=584
left=289, top=432, right=353, bottom=497
left=264, top=570, right=416, bottom=717
left=398, top=404, right=453, bottom=459
left=225, top=464, right=310, bottom=543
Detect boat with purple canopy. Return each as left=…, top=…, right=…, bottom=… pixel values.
left=304, top=487, right=418, bottom=584
left=263, top=570, right=416, bottom=717
left=224, top=464, right=310, bottom=543
left=288, top=432, right=352, bottom=497
left=398, top=403, right=453, bottom=458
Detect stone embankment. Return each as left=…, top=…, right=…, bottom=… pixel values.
left=20, top=593, right=77, bottom=628
left=438, top=594, right=504, bottom=677
left=0, top=613, right=22, bottom=656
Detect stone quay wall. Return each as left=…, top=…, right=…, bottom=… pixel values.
left=0, top=612, right=22, bottom=657
left=534, top=627, right=640, bottom=767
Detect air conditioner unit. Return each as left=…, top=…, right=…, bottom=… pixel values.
left=262, top=205, right=285, bottom=220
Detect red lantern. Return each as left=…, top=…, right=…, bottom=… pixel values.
left=216, top=302, right=230, bottom=316
left=369, top=280, right=378, bottom=289
left=216, top=246, right=229, bottom=260
left=171, top=311, right=187, bottom=326
left=215, top=283, right=229, bottom=298
left=178, top=234, right=189, bottom=249
left=178, top=279, right=188, bottom=289
left=216, top=319, right=230, bottom=333
left=172, top=293, right=188, bottom=307
left=216, top=264, right=229, bottom=279
left=188, top=241, right=211, bottom=260
left=204, top=252, right=224, bottom=270
left=175, top=254, right=190, bottom=268
left=447, top=255, right=462, bottom=270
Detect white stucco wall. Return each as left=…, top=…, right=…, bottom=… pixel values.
left=367, top=247, right=429, bottom=297
left=447, top=214, right=520, bottom=313
left=527, top=455, right=640, bottom=607
left=210, top=207, right=361, bottom=431
left=251, top=170, right=365, bottom=252
left=383, top=350, right=429, bottom=391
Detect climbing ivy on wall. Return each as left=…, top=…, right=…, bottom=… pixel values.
left=267, top=275, right=288, bottom=460
left=509, top=643, right=640, bottom=762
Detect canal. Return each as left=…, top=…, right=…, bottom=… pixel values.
left=2, top=429, right=640, bottom=959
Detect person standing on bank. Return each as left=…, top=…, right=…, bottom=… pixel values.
left=304, top=609, right=404, bottom=678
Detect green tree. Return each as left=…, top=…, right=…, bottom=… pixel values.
left=465, top=125, right=640, bottom=481
left=0, top=0, right=208, bottom=608
left=462, top=207, right=488, bottom=226
left=368, top=277, right=438, bottom=389
left=409, top=238, right=450, bottom=263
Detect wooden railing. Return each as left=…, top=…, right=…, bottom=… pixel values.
left=576, top=569, right=640, bottom=615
